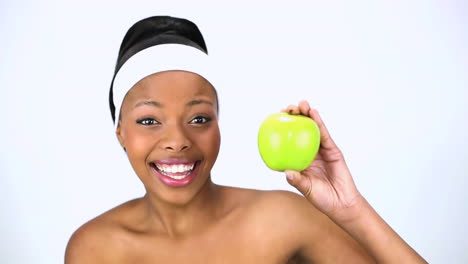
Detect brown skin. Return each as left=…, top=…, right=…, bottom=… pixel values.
left=65, top=71, right=425, bottom=263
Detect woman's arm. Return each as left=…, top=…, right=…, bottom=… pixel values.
left=283, top=101, right=427, bottom=263
left=336, top=195, right=426, bottom=263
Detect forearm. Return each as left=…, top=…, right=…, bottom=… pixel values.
left=332, top=196, right=427, bottom=264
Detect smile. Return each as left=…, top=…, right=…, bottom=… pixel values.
left=150, top=159, right=201, bottom=187
left=154, top=162, right=195, bottom=179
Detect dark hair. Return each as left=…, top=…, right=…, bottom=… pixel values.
left=108, top=16, right=212, bottom=123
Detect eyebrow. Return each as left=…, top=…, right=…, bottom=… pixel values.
left=186, top=99, right=213, bottom=107
left=134, top=99, right=213, bottom=108
left=134, top=100, right=162, bottom=108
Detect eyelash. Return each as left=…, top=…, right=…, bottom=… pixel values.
left=190, top=116, right=212, bottom=124
left=136, top=118, right=160, bottom=126
left=136, top=116, right=212, bottom=126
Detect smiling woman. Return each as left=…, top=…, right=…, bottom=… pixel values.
left=64, top=16, right=427, bottom=263
left=117, top=70, right=221, bottom=204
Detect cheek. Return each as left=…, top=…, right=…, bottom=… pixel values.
left=123, top=128, right=155, bottom=164
left=198, top=125, right=221, bottom=159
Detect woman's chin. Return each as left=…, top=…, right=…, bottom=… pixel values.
left=144, top=164, right=214, bottom=206
left=146, top=182, right=211, bottom=207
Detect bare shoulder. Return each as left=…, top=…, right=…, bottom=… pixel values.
left=65, top=199, right=141, bottom=264
left=222, top=187, right=317, bottom=219
left=231, top=188, right=321, bottom=219
left=232, top=188, right=374, bottom=263
left=221, top=187, right=323, bottom=239
left=248, top=189, right=331, bottom=232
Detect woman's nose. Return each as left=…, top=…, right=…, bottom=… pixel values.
left=160, top=125, right=192, bottom=153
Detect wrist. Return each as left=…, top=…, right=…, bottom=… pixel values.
left=328, top=195, right=428, bottom=263
left=329, top=193, right=371, bottom=225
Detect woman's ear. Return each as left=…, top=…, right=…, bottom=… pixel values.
left=116, top=121, right=126, bottom=150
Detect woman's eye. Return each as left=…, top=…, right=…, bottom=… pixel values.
left=190, top=116, right=211, bottom=124
left=136, top=118, right=159, bottom=126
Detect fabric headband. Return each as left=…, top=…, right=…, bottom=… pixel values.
left=112, top=43, right=214, bottom=130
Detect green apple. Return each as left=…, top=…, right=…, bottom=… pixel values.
left=258, top=112, right=321, bottom=171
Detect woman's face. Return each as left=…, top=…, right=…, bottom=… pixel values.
left=116, top=70, right=220, bottom=205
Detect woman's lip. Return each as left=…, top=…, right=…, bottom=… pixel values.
left=154, top=158, right=198, bottom=165
left=151, top=160, right=200, bottom=188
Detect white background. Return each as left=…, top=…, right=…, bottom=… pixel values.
left=1, top=0, right=467, bottom=263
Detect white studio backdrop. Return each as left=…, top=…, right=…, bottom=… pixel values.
left=1, top=0, right=467, bottom=263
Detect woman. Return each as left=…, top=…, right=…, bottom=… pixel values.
left=65, top=16, right=427, bottom=263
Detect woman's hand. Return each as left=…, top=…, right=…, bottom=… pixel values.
left=283, top=101, right=428, bottom=263
left=282, top=100, right=364, bottom=222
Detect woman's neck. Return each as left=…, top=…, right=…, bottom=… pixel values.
left=142, top=179, right=224, bottom=238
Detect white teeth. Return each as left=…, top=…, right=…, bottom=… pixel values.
left=159, top=171, right=191, bottom=180
left=155, top=163, right=195, bottom=174
left=177, top=165, right=184, bottom=173
left=154, top=162, right=197, bottom=180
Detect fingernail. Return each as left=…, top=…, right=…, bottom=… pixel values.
left=286, top=173, right=294, bottom=180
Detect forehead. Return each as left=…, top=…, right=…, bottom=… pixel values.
left=125, top=70, right=216, bottom=102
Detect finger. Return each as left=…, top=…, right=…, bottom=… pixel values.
left=285, top=169, right=313, bottom=197
left=284, top=104, right=300, bottom=115
left=298, top=100, right=311, bottom=117
left=309, top=108, right=339, bottom=151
